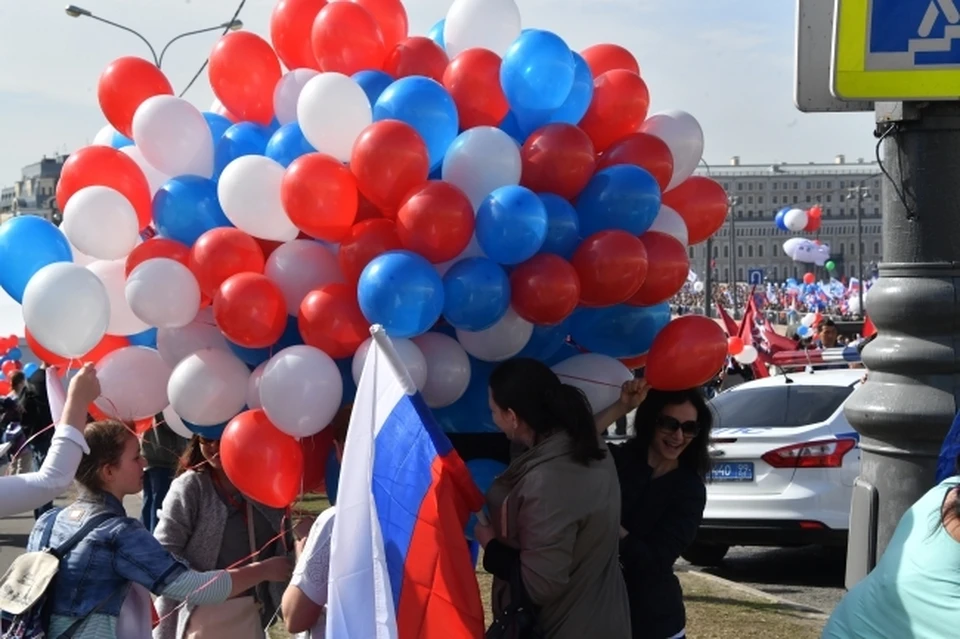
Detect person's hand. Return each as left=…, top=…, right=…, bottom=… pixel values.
left=473, top=521, right=495, bottom=548
left=260, top=556, right=294, bottom=582
left=618, top=378, right=650, bottom=410
left=294, top=537, right=308, bottom=559
left=68, top=364, right=100, bottom=406
left=293, top=516, right=314, bottom=541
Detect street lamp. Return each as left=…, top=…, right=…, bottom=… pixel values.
left=728, top=195, right=742, bottom=319
left=64, top=5, right=242, bottom=68
left=699, top=159, right=713, bottom=317
left=845, top=172, right=882, bottom=319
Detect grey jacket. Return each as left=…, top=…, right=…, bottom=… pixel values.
left=152, top=470, right=291, bottom=639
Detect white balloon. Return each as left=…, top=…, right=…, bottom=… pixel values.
left=93, top=124, right=123, bottom=147
left=22, top=263, right=110, bottom=358
left=61, top=186, right=139, bottom=261
left=641, top=110, right=705, bottom=191
left=157, top=307, right=230, bottom=367
left=168, top=348, right=250, bottom=426
left=209, top=98, right=235, bottom=120
left=735, top=345, right=758, bottom=365
left=693, top=281, right=705, bottom=293
left=784, top=208, right=808, bottom=232
left=412, top=333, right=471, bottom=408
left=274, top=69, right=319, bottom=126
left=246, top=361, right=268, bottom=410
left=95, top=346, right=173, bottom=420
left=444, top=0, right=522, bottom=58
left=456, top=307, right=533, bottom=362
left=70, top=242, right=97, bottom=267
left=297, top=73, right=372, bottom=162
left=782, top=237, right=805, bottom=260
left=218, top=156, right=299, bottom=241
left=265, top=240, right=344, bottom=315
left=647, top=205, right=689, bottom=246
left=551, top=353, right=633, bottom=413
left=87, top=260, right=150, bottom=336
left=121, top=146, right=171, bottom=196
left=442, top=127, right=522, bottom=210
left=126, top=258, right=201, bottom=329
left=132, top=95, right=214, bottom=178
left=352, top=337, right=428, bottom=391
left=261, top=345, right=343, bottom=438
left=162, top=405, right=194, bottom=439
left=801, top=312, right=817, bottom=327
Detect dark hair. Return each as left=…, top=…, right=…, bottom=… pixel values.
left=177, top=435, right=208, bottom=477
left=9, top=371, right=25, bottom=389
left=75, top=421, right=135, bottom=492
left=634, top=388, right=713, bottom=479
left=821, top=319, right=837, bottom=330
left=489, top=358, right=604, bottom=465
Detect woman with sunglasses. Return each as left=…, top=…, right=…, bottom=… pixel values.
left=595, top=380, right=713, bottom=639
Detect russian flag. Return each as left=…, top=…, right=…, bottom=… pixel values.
left=326, top=326, right=486, bottom=639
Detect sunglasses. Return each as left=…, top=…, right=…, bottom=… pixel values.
left=655, top=415, right=700, bottom=437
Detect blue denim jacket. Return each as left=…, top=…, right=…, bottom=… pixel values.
left=27, top=491, right=188, bottom=620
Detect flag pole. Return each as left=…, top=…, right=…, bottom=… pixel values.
left=369, top=324, right=418, bottom=396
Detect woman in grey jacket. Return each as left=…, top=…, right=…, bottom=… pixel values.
left=153, top=435, right=294, bottom=639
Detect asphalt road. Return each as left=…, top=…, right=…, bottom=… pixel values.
left=679, top=544, right=847, bottom=614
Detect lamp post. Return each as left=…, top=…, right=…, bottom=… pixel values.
left=728, top=195, right=742, bottom=319
left=845, top=172, right=881, bottom=319
left=699, top=159, right=713, bottom=317
left=64, top=5, right=242, bottom=69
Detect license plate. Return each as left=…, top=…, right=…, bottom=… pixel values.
left=711, top=462, right=754, bottom=482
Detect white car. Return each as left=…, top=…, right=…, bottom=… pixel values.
left=682, top=367, right=863, bottom=566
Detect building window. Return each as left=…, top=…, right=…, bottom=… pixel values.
left=850, top=207, right=856, bottom=215
left=840, top=181, right=846, bottom=188
left=737, top=183, right=743, bottom=191
left=773, top=182, right=779, bottom=189
left=758, top=244, right=765, bottom=258
left=773, top=244, right=779, bottom=257
left=737, top=267, right=744, bottom=281
left=793, top=182, right=799, bottom=189
left=723, top=246, right=729, bottom=258
left=747, top=210, right=754, bottom=218
left=772, top=195, right=778, bottom=204
left=793, top=196, right=799, bottom=203
left=826, top=181, right=832, bottom=189
left=849, top=243, right=855, bottom=254
left=816, top=181, right=822, bottom=188
left=713, top=245, right=719, bottom=258
left=826, top=194, right=832, bottom=202
left=874, top=207, right=880, bottom=215
left=816, top=194, right=822, bottom=203
left=737, top=245, right=743, bottom=258
left=826, top=207, right=832, bottom=216
left=772, top=266, right=778, bottom=279
left=723, top=268, right=730, bottom=281
left=747, top=196, right=754, bottom=204
left=806, top=181, right=812, bottom=189
left=806, top=195, right=812, bottom=203
left=758, top=196, right=764, bottom=204
left=874, top=241, right=880, bottom=255
left=748, top=245, right=754, bottom=258
left=748, top=183, right=754, bottom=191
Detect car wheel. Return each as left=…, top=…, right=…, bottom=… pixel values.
left=681, top=542, right=729, bottom=567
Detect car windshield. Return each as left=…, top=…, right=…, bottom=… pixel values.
left=709, top=384, right=855, bottom=428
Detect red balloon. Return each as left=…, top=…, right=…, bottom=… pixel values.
left=661, top=177, right=729, bottom=245
left=349, top=0, right=408, bottom=50
left=56, top=146, right=152, bottom=230
left=442, top=49, right=509, bottom=130
left=351, top=121, right=430, bottom=214
left=356, top=194, right=385, bottom=222
left=620, top=353, right=647, bottom=370
left=521, top=124, right=596, bottom=200
left=727, top=336, right=744, bottom=355
left=88, top=403, right=153, bottom=433
left=581, top=44, right=640, bottom=77
left=598, top=133, right=675, bottom=192
left=572, top=231, right=649, bottom=307
left=510, top=254, right=581, bottom=325
left=803, top=272, right=816, bottom=285
left=579, top=70, right=651, bottom=153
left=384, top=36, right=448, bottom=81
left=125, top=238, right=190, bottom=277
left=338, top=219, right=403, bottom=283
left=209, top=32, right=282, bottom=126
left=626, top=232, right=689, bottom=306
left=0, top=380, right=12, bottom=396
left=395, top=181, right=474, bottom=263
left=645, top=316, right=727, bottom=391
left=270, top=0, right=327, bottom=71
left=214, top=273, right=287, bottom=348
left=300, top=425, right=337, bottom=492
left=282, top=153, right=359, bottom=242
left=298, top=283, right=369, bottom=358
left=26, top=329, right=129, bottom=369
left=221, top=409, right=304, bottom=508
left=2, top=361, right=18, bottom=378
left=98, top=57, right=173, bottom=139
left=189, top=228, right=265, bottom=298
left=311, top=3, right=386, bottom=75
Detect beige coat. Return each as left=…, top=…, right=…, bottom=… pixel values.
left=487, top=432, right=631, bottom=638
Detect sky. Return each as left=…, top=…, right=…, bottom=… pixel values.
left=0, top=0, right=877, bottom=185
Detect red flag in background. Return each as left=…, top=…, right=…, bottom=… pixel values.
left=863, top=314, right=877, bottom=338
left=737, top=294, right=769, bottom=378
left=716, top=300, right=738, bottom=337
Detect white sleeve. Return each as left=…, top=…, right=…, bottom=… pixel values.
left=290, top=508, right=336, bottom=606
left=0, top=424, right=89, bottom=518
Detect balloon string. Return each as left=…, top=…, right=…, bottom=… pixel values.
left=555, top=373, right=624, bottom=388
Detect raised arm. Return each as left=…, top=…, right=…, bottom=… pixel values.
left=593, top=378, right=649, bottom=435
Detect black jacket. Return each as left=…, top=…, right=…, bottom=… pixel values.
left=609, top=439, right=706, bottom=639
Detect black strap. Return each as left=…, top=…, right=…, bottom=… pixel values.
left=49, top=512, right=119, bottom=560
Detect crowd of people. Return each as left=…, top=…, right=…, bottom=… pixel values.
left=670, top=281, right=864, bottom=323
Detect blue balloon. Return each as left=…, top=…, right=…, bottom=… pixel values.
left=353, top=70, right=395, bottom=108
left=774, top=207, right=790, bottom=231
left=153, top=176, right=232, bottom=246
left=549, top=52, right=594, bottom=125
left=265, top=123, right=316, bottom=168
left=267, top=117, right=281, bottom=134
left=22, top=362, right=38, bottom=378
left=432, top=358, right=498, bottom=434
left=128, top=328, right=158, bottom=348
left=0, top=216, right=72, bottom=303
left=227, top=316, right=303, bottom=367
left=358, top=251, right=444, bottom=338
left=336, top=357, right=357, bottom=407
left=6, top=347, right=21, bottom=361
left=476, top=186, right=548, bottom=265
left=442, top=258, right=511, bottom=331
left=215, top=122, right=271, bottom=178
left=576, top=165, right=661, bottom=237
left=569, top=303, right=671, bottom=358
left=202, top=112, right=233, bottom=145
left=109, top=131, right=134, bottom=149
left=427, top=19, right=445, bottom=49
left=182, top=419, right=230, bottom=439
left=501, top=29, right=576, bottom=112
left=325, top=446, right=341, bottom=504
left=538, top=194, right=580, bottom=259
left=374, top=77, right=459, bottom=169
left=498, top=111, right=528, bottom=144
left=543, top=341, right=580, bottom=367
left=516, top=320, right=570, bottom=361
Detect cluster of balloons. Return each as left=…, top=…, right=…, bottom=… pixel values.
left=775, top=205, right=821, bottom=234
left=0, top=336, right=36, bottom=396
left=0, top=0, right=735, bottom=507
left=783, top=237, right=831, bottom=267
left=725, top=336, right=759, bottom=366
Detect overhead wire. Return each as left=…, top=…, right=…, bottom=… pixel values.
left=178, top=0, right=248, bottom=98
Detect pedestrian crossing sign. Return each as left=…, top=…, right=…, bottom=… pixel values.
left=832, top=0, right=960, bottom=100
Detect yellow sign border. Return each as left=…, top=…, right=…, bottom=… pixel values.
left=833, top=0, right=960, bottom=100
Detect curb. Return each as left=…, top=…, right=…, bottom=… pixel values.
left=676, top=566, right=830, bottom=620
